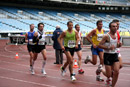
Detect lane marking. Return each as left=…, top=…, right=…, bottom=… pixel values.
left=0, top=76, right=56, bottom=87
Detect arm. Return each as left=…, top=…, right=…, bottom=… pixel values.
left=98, top=35, right=115, bottom=50
left=25, top=33, right=28, bottom=43
left=33, top=32, right=39, bottom=43
left=52, top=31, right=56, bottom=41
left=58, top=31, right=65, bottom=51
left=98, top=35, right=109, bottom=50
left=86, top=29, right=96, bottom=48
left=75, top=31, right=79, bottom=48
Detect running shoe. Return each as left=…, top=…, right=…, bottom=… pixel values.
left=41, top=68, right=47, bottom=75
left=78, top=69, right=84, bottom=74
left=106, top=78, right=112, bottom=86
left=71, top=75, right=76, bottom=81
left=96, top=76, right=104, bottom=82
left=84, top=55, right=90, bottom=64
left=96, top=65, right=102, bottom=75
left=60, top=66, right=66, bottom=76
left=31, top=69, right=35, bottom=75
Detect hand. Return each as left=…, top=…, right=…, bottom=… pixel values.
left=109, top=45, right=115, bottom=50
left=93, top=44, right=97, bottom=48
left=39, top=35, right=42, bottom=39
left=61, top=46, right=65, bottom=51
left=75, top=45, right=78, bottom=49
left=117, top=42, right=122, bottom=47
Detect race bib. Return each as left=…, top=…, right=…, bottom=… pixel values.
left=28, top=39, right=34, bottom=45
left=97, top=34, right=103, bottom=41
left=39, top=39, right=45, bottom=45
left=68, top=40, right=75, bottom=48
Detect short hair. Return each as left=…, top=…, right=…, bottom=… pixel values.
left=38, top=23, right=44, bottom=28
left=67, top=21, right=73, bottom=25
left=30, top=24, right=34, bottom=27
left=109, top=22, right=116, bottom=28
left=112, top=19, right=119, bottom=22
left=75, top=24, right=79, bottom=28
left=96, top=20, right=102, bottom=26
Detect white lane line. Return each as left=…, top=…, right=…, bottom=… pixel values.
left=0, top=76, right=56, bottom=87
left=0, top=67, right=106, bottom=87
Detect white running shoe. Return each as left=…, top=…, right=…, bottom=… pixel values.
left=96, top=65, right=103, bottom=75
left=96, top=76, right=104, bottom=82
left=84, top=55, right=91, bottom=64
left=31, top=69, right=35, bottom=75
left=71, top=76, right=76, bottom=81
left=60, top=66, right=66, bottom=76
left=41, top=69, right=47, bottom=75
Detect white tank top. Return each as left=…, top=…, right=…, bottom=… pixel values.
left=104, top=33, right=117, bottom=54
left=78, top=32, right=81, bottom=45
left=38, top=30, right=46, bottom=45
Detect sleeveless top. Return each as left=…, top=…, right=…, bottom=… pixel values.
left=27, top=31, right=35, bottom=45
left=64, top=30, right=76, bottom=48
left=92, top=29, right=104, bottom=46
left=104, top=33, right=117, bottom=54
left=37, top=30, right=46, bottom=45
left=78, top=31, right=82, bottom=45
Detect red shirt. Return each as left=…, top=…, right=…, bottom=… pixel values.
left=117, top=30, right=120, bottom=41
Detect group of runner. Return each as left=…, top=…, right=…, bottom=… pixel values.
left=25, top=19, right=122, bottom=87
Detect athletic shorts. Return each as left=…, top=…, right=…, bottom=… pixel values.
left=104, top=53, right=119, bottom=65
left=75, top=44, right=82, bottom=52
left=65, top=47, right=75, bottom=56
left=91, top=45, right=103, bottom=55
left=34, top=45, right=46, bottom=53
left=27, top=45, right=35, bottom=52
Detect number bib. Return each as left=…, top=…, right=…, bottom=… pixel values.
left=38, top=39, right=45, bottom=45
left=97, top=34, right=104, bottom=41
left=28, top=39, right=34, bottom=45
left=68, top=40, right=75, bottom=48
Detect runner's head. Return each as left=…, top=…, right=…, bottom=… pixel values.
left=38, top=23, right=44, bottom=31
left=109, top=22, right=117, bottom=34
left=96, top=20, right=103, bottom=30
left=75, top=24, right=80, bottom=32
left=30, top=24, right=34, bottom=31
left=67, top=21, right=73, bottom=30
left=112, top=19, right=120, bottom=30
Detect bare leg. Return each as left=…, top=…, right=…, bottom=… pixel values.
left=112, top=62, right=120, bottom=87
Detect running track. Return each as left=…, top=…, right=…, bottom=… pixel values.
left=0, top=40, right=130, bottom=87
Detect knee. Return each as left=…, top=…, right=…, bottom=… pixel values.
left=113, top=70, right=119, bottom=75
left=93, top=62, right=97, bottom=65
left=69, top=60, right=73, bottom=64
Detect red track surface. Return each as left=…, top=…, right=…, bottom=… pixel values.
left=0, top=40, right=130, bottom=87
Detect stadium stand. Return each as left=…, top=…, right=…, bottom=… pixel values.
left=0, top=6, right=130, bottom=36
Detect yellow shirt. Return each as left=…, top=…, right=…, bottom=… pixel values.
left=92, top=29, right=104, bottom=46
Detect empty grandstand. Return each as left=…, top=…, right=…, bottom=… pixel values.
left=0, top=0, right=130, bottom=38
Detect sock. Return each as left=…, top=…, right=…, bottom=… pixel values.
left=42, top=60, right=46, bottom=69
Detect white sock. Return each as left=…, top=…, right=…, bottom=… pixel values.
left=42, top=60, right=46, bottom=69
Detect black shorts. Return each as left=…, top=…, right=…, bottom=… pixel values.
left=65, top=47, right=75, bottom=56
left=104, top=53, right=119, bottom=66
left=75, top=44, right=82, bottom=52
left=34, top=45, right=46, bottom=53
left=27, top=45, right=34, bottom=52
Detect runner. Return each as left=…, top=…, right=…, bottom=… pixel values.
left=112, top=19, right=123, bottom=69
left=58, top=21, right=79, bottom=81
left=75, top=24, right=84, bottom=74
left=25, top=24, right=35, bottom=74
left=32, top=23, right=47, bottom=75
left=85, top=20, right=104, bottom=81
left=98, top=22, right=122, bottom=87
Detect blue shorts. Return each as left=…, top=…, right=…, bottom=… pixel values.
left=91, top=45, right=103, bottom=55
